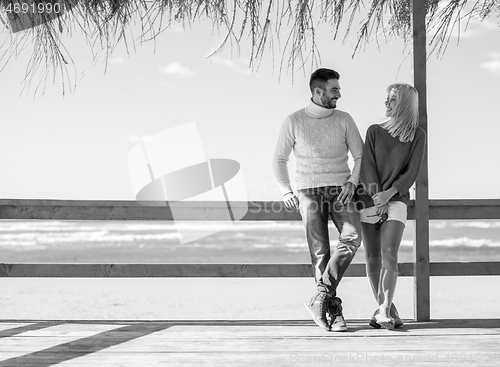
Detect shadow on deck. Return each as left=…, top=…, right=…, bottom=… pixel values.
left=1, top=319, right=499, bottom=366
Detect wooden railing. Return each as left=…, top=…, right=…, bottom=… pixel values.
left=1, top=199, right=500, bottom=320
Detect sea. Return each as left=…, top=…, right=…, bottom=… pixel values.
left=1, top=219, right=500, bottom=264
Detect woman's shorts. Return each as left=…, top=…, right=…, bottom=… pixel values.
left=359, top=201, right=407, bottom=225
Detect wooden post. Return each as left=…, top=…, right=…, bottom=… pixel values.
left=412, top=0, right=431, bottom=321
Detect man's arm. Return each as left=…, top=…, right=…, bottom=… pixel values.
left=360, top=125, right=382, bottom=196
left=272, top=117, right=295, bottom=196
left=338, top=114, right=364, bottom=204
left=273, top=117, right=299, bottom=210
left=345, top=114, right=364, bottom=186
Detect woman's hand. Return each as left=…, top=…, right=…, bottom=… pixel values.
left=375, top=203, right=388, bottom=216
left=372, top=187, right=397, bottom=208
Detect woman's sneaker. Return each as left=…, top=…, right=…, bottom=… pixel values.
left=369, top=306, right=403, bottom=329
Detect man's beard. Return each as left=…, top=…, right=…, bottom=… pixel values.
left=321, top=95, right=337, bottom=109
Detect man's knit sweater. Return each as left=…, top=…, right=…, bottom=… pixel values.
left=273, top=100, right=364, bottom=195
left=357, top=124, right=427, bottom=208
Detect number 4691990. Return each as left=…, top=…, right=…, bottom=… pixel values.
left=5, top=2, right=62, bottom=15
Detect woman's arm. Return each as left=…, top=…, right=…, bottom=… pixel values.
left=391, top=129, right=427, bottom=196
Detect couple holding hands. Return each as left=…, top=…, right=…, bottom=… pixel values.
left=273, top=68, right=426, bottom=331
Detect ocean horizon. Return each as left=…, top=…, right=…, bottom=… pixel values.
left=1, top=219, right=500, bottom=264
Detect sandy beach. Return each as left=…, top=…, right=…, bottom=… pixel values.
left=2, top=276, right=499, bottom=321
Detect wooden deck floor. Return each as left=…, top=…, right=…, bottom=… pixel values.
left=0, top=319, right=499, bottom=366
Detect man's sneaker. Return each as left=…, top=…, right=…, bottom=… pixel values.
left=304, top=293, right=331, bottom=331
left=329, top=297, right=347, bottom=332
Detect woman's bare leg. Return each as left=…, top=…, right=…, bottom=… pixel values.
left=375, top=220, right=405, bottom=328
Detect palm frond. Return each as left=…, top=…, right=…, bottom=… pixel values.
left=0, top=0, right=498, bottom=92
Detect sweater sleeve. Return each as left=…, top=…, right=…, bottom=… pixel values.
left=272, top=116, right=295, bottom=195
left=391, top=129, right=427, bottom=196
left=345, top=113, right=364, bottom=186
left=360, top=125, right=382, bottom=196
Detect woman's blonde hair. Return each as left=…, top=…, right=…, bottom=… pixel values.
left=382, top=83, right=419, bottom=142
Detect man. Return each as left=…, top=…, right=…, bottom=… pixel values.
left=273, top=68, right=363, bottom=331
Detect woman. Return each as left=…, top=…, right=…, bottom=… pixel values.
left=357, top=83, right=426, bottom=329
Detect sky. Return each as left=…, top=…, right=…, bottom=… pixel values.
left=0, top=9, right=499, bottom=202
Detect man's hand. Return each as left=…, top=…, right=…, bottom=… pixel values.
left=338, top=182, right=356, bottom=204
left=283, top=192, right=299, bottom=210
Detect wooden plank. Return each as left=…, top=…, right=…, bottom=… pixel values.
left=4, top=328, right=500, bottom=346
left=1, top=199, right=499, bottom=221
left=430, top=262, right=500, bottom=276
left=2, top=334, right=500, bottom=352
left=0, top=199, right=174, bottom=221
left=0, top=323, right=38, bottom=333
left=0, top=320, right=499, bottom=366
left=0, top=200, right=297, bottom=221
left=0, top=263, right=310, bottom=278
left=412, top=0, right=431, bottom=322
left=428, top=200, right=500, bottom=219
left=2, top=350, right=500, bottom=367
left=1, top=262, right=499, bottom=278
left=0, top=324, right=122, bottom=363
left=1, top=319, right=499, bottom=334
left=0, top=263, right=328, bottom=278
left=0, top=263, right=409, bottom=278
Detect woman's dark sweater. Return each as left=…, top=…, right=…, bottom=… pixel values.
left=357, top=124, right=427, bottom=209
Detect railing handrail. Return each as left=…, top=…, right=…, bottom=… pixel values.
left=1, top=199, right=500, bottom=220
left=1, top=262, right=500, bottom=278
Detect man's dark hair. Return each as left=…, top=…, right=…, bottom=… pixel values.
left=309, top=68, right=340, bottom=95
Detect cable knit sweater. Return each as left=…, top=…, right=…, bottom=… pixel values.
left=357, top=124, right=427, bottom=208
left=273, top=100, right=364, bottom=195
